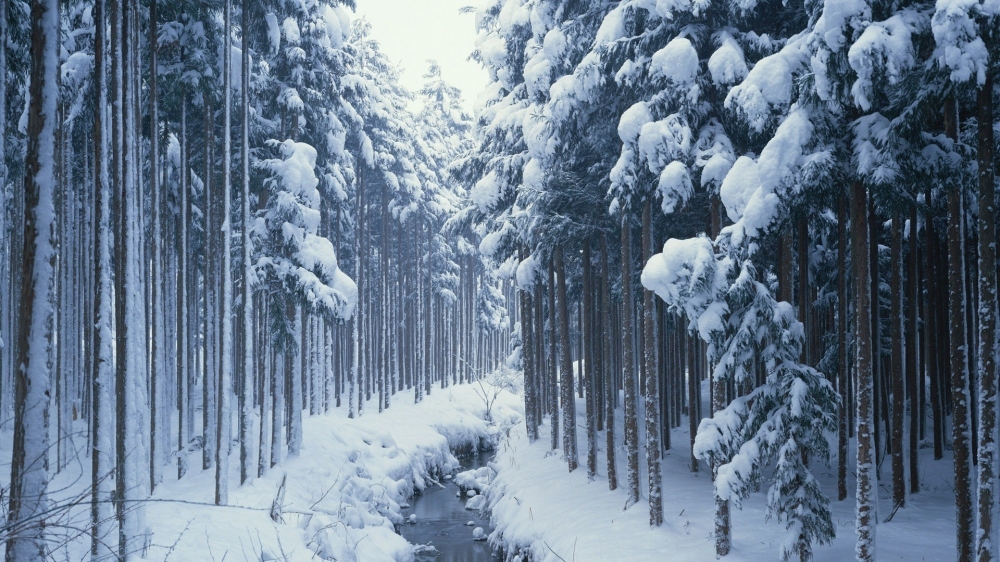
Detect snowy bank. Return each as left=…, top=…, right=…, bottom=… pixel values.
left=485, top=392, right=958, bottom=562
left=139, top=384, right=522, bottom=562
left=1, top=383, right=521, bottom=562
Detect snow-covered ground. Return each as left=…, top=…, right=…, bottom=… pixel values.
left=485, top=380, right=956, bottom=562
left=2, top=383, right=522, bottom=562
left=1, top=375, right=958, bottom=562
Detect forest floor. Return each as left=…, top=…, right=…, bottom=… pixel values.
left=0, top=383, right=522, bottom=562
left=486, top=378, right=957, bottom=562
left=0, top=377, right=960, bottom=562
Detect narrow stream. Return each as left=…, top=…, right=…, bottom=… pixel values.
left=400, top=449, right=499, bottom=561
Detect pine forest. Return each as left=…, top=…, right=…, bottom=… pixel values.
left=0, top=0, right=997, bottom=561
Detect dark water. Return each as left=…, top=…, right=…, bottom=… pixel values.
left=400, top=449, right=499, bottom=562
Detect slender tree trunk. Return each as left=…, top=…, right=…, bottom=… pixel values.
left=215, top=0, right=234, bottom=505
left=601, top=235, right=617, bottom=491
left=520, top=248, right=538, bottom=441
left=837, top=194, right=849, bottom=502
left=641, top=202, right=663, bottom=527
left=239, top=0, right=254, bottom=487
left=926, top=183, right=943, bottom=460
left=975, top=73, right=996, bottom=562
left=91, top=2, right=116, bottom=555
left=621, top=218, right=640, bottom=504
left=851, top=179, right=877, bottom=562
left=945, top=95, right=974, bottom=562
left=148, top=0, right=162, bottom=494
left=583, top=240, right=597, bottom=479
left=555, top=246, right=577, bottom=471
left=548, top=259, right=559, bottom=451
left=907, top=203, right=919, bottom=495
left=891, top=211, right=905, bottom=509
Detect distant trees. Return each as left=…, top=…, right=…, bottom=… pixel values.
left=0, top=1, right=505, bottom=557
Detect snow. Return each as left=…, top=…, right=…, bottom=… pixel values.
left=595, top=6, right=626, bottom=45
left=471, top=169, right=503, bottom=213
left=542, top=28, right=567, bottom=64
left=848, top=14, right=918, bottom=111
left=708, top=33, right=748, bottom=86
left=657, top=161, right=693, bottom=214
left=515, top=253, right=538, bottom=290
left=265, top=12, right=281, bottom=53
left=725, top=34, right=809, bottom=131
left=641, top=236, right=727, bottom=337
left=931, top=0, right=989, bottom=84
left=618, top=102, right=653, bottom=143
left=485, top=391, right=961, bottom=562
left=638, top=114, right=692, bottom=173
left=720, top=156, right=760, bottom=223
left=282, top=16, right=301, bottom=44
left=718, top=108, right=814, bottom=246
left=4, top=383, right=521, bottom=561
left=650, top=37, right=699, bottom=84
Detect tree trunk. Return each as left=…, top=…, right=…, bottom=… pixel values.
left=520, top=248, right=538, bottom=441
left=555, top=247, right=577, bottom=471
left=601, top=235, right=617, bottom=491
left=548, top=258, right=559, bottom=451
left=851, top=179, right=877, bottom=562
left=907, top=203, right=919, bottom=495
left=215, top=0, right=234, bottom=506
left=6, top=0, right=58, bottom=558
left=891, top=211, right=905, bottom=509
left=583, top=240, right=597, bottom=479
left=837, top=194, right=848, bottom=502
left=945, top=95, right=974, bottom=562
left=239, top=0, right=254, bottom=487
left=641, top=201, right=663, bottom=527
left=621, top=218, right=640, bottom=504
left=926, top=182, right=944, bottom=461
left=975, top=73, right=996, bottom=562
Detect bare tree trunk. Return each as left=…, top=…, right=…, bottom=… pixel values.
left=975, top=73, right=996, bottom=562
left=7, top=0, right=58, bottom=557
left=945, top=95, right=974, bottom=562
left=583, top=240, right=597, bottom=479
left=907, top=202, right=920, bottom=495
left=601, top=235, right=617, bottom=491
left=215, top=0, right=234, bottom=505
left=239, top=0, right=254, bottom=487
left=837, top=194, right=848, bottom=502
left=520, top=248, right=538, bottom=441
left=555, top=246, right=577, bottom=471
left=641, top=202, right=663, bottom=527
left=851, top=179, right=877, bottom=562
left=621, top=218, right=640, bottom=504
left=891, top=211, right=905, bottom=509
left=548, top=259, right=559, bottom=451
left=926, top=182, right=944, bottom=461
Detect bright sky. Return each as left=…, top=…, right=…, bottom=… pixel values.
left=352, top=0, right=488, bottom=113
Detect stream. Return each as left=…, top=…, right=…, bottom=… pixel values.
left=400, top=449, right=499, bottom=562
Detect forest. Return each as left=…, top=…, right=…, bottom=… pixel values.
left=0, top=0, right=997, bottom=561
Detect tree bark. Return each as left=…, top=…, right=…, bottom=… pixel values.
left=975, top=72, right=996, bottom=562
left=7, top=0, right=58, bottom=557
left=555, top=246, right=577, bottom=471
left=601, top=235, right=617, bottom=491
left=891, top=211, right=905, bottom=509
left=945, top=95, right=974, bottom=562
left=621, top=218, right=640, bottom=504
left=641, top=201, right=663, bottom=527
left=851, top=179, right=876, bottom=562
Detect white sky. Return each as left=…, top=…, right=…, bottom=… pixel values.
left=352, top=0, right=488, bottom=112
